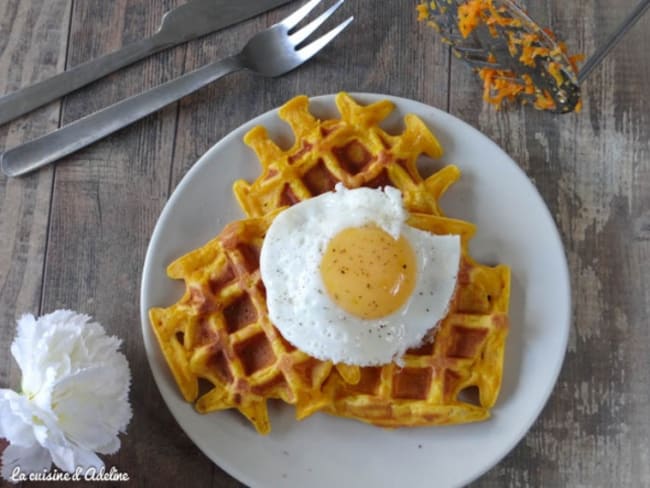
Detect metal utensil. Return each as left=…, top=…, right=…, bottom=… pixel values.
left=1, top=0, right=352, bottom=177
left=422, top=0, right=650, bottom=113
left=0, top=0, right=294, bottom=126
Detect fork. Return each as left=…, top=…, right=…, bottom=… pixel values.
left=422, top=0, right=650, bottom=113
left=0, top=0, right=353, bottom=177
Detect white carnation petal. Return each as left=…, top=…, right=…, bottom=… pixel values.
left=10, top=314, right=37, bottom=369
left=10, top=314, right=41, bottom=394
left=54, top=366, right=131, bottom=451
left=0, top=390, right=41, bottom=447
left=31, top=407, right=68, bottom=450
left=46, top=439, right=104, bottom=474
left=94, top=436, right=121, bottom=456
left=1, top=443, right=52, bottom=482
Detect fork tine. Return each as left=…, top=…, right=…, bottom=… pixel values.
left=289, top=0, right=344, bottom=45
left=296, top=16, right=353, bottom=60
left=279, top=0, right=323, bottom=30
left=461, top=56, right=502, bottom=69
left=453, top=45, right=489, bottom=55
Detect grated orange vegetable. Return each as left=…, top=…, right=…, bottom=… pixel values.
left=418, top=0, right=584, bottom=111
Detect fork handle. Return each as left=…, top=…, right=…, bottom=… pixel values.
left=1, top=56, right=243, bottom=177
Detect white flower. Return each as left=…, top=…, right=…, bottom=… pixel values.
left=0, top=311, right=132, bottom=481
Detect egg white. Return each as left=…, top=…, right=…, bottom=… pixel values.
left=260, top=184, right=461, bottom=366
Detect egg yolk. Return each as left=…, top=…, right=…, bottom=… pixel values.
left=320, top=225, right=417, bottom=319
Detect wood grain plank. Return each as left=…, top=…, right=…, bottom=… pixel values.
left=0, top=0, right=71, bottom=391
left=33, top=1, right=212, bottom=486
left=442, top=1, right=650, bottom=486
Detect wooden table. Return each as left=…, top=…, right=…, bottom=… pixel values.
left=1, top=0, right=648, bottom=486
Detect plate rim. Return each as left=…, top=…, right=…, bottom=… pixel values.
left=139, top=91, right=571, bottom=487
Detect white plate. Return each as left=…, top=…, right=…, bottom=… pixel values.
left=140, top=93, right=571, bottom=488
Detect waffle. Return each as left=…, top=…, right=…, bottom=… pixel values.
left=150, top=210, right=509, bottom=430
left=150, top=92, right=511, bottom=433
left=313, top=213, right=510, bottom=427
left=234, top=92, right=460, bottom=218
left=149, top=212, right=335, bottom=434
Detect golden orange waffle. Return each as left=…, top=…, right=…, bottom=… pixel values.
left=150, top=210, right=509, bottom=430
left=234, top=92, right=460, bottom=218
left=312, top=213, right=510, bottom=427
left=150, top=92, right=511, bottom=433
left=150, top=213, right=335, bottom=435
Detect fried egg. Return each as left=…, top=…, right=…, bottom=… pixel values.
left=260, top=184, right=461, bottom=366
